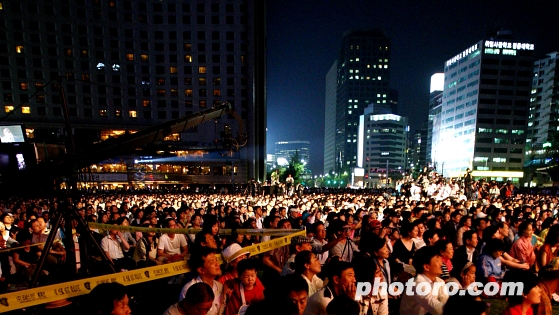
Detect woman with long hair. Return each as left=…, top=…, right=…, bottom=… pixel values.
left=391, top=223, right=417, bottom=265
left=133, top=224, right=159, bottom=267
left=536, top=224, right=559, bottom=271
left=292, top=250, right=323, bottom=296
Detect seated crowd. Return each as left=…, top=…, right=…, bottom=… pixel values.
left=0, top=182, right=558, bottom=315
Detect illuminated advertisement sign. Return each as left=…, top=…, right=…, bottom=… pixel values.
left=484, top=40, right=534, bottom=51
left=446, top=44, right=479, bottom=67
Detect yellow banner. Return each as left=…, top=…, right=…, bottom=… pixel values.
left=0, top=229, right=306, bottom=312
left=0, top=242, right=45, bottom=253
left=88, top=222, right=301, bottom=236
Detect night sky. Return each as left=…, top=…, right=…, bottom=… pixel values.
left=265, top=0, right=559, bottom=174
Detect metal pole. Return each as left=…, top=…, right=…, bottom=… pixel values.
left=386, top=159, right=389, bottom=186
left=30, top=209, right=64, bottom=287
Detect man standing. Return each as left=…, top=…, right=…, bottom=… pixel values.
left=286, top=174, right=295, bottom=196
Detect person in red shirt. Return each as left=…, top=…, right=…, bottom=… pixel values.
left=225, top=259, right=265, bottom=315
left=501, top=270, right=541, bottom=315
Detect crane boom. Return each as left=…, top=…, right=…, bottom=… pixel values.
left=74, top=103, right=232, bottom=169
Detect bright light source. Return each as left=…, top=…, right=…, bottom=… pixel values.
left=277, top=157, right=288, bottom=166
left=97, top=63, right=105, bottom=70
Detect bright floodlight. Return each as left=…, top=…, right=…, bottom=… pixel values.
left=277, top=157, right=288, bottom=166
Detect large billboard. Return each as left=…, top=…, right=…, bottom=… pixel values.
left=0, top=125, right=25, bottom=143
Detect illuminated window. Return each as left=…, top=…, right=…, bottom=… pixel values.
left=25, top=129, right=34, bottom=139
left=20, top=82, right=28, bottom=90
left=163, top=133, right=180, bottom=141
left=213, top=78, right=220, bottom=85
left=199, top=77, right=206, bottom=85
left=198, top=66, right=206, bottom=74
left=170, top=89, right=178, bottom=96
left=0, top=3, right=3, bottom=10
left=114, top=109, right=121, bottom=117
left=213, top=89, right=221, bottom=96
left=100, top=130, right=126, bottom=140
left=185, top=89, right=193, bottom=96
left=142, top=100, right=150, bottom=107
left=141, top=54, right=149, bottom=61
left=157, top=78, right=165, bottom=85
left=129, top=110, right=137, bottom=118
left=185, top=55, right=192, bottom=62
left=4, top=105, right=13, bottom=113
left=65, top=49, right=72, bottom=56
left=184, top=43, right=192, bottom=51
left=99, top=109, right=108, bottom=117
left=21, top=106, right=30, bottom=114
left=169, top=66, right=178, bottom=74
left=199, top=100, right=207, bottom=107
left=126, top=54, right=134, bottom=61
left=240, top=55, right=245, bottom=63
left=16, top=45, right=24, bottom=53
left=157, top=89, right=165, bottom=96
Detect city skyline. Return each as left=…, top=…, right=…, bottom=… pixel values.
left=266, top=0, right=559, bottom=174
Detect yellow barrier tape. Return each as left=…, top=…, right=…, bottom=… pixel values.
left=88, top=222, right=302, bottom=236
left=0, top=229, right=306, bottom=312
left=0, top=242, right=45, bottom=253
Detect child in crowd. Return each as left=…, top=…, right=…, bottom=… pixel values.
left=225, top=258, right=265, bottom=315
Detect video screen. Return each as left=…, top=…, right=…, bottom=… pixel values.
left=0, top=125, right=25, bottom=143
left=16, top=153, right=26, bottom=171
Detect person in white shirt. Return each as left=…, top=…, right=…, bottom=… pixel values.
left=179, top=247, right=225, bottom=315
left=158, top=219, right=188, bottom=262
left=164, top=282, right=214, bottom=315
left=399, top=246, right=449, bottom=315
left=101, top=225, right=132, bottom=271
left=253, top=206, right=264, bottom=229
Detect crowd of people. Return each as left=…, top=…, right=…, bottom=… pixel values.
left=0, top=175, right=558, bottom=315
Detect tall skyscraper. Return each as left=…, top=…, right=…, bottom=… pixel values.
left=324, top=61, right=337, bottom=174
left=427, top=73, right=444, bottom=166
left=324, top=29, right=392, bottom=174
left=0, top=0, right=266, bottom=187
left=413, top=123, right=428, bottom=169
left=525, top=52, right=559, bottom=184
left=358, top=105, right=407, bottom=187
left=432, top=34, right=534, bottom=181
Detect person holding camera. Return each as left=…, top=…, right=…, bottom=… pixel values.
left=329, top=221, right=359, bottom=262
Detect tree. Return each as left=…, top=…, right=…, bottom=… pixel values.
left=281, top=150, right=305, bottom=184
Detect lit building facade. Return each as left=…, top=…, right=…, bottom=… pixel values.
left=0, top=0, right=266, bottom=188
left=427, top=73, right=444, bottom=166
left=358, top=106, right=408, bottom=187
left=324, top=60, right=337, bottom=174
left=524, top=52, right=559, bottom=185
left=326, top=29, right=393, bottom=174
left=433, top=38, right=534, bottom=181
left=275, top=140, right=310, bottom=168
